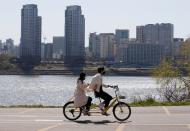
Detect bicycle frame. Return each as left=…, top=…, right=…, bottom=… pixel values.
left=90, top=86, right=123, bottom=113
left=103, top=86, right=122, bottom=112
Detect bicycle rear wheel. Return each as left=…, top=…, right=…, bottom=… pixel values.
left=113, top=102, right=131, bottom=121
left=63, top=101, right=82, bottom=121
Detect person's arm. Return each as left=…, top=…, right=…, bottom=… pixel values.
left=102, top=83, right=109, bottom=88
left=89, top=83, right=98, bottom=91
left=88, top=77, right=98, bottom=91
left=83, top=82, right=89, bottom=88
left=86, top=84, right=94, bottom=92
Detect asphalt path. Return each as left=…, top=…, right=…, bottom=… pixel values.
left=0, top=106, right=190, bottom=131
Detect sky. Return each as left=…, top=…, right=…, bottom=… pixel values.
left=0, top=0, right=190, bottom=46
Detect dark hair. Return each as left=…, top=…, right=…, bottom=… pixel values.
left=98, top=67, right=104, bottom=73
left=79, top=72, right=86, bottom=78
left=78, top=72, right=86, bottom=83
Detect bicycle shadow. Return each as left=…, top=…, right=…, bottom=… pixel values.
left=74, top=120, right=132, bottom=125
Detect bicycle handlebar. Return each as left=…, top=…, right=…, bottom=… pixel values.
left=108, top=85, right=119, bottom=89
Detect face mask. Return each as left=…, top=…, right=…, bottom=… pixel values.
left=82, top=77, right=85, bottom=80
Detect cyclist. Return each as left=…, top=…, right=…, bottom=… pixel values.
left=89, top=67, right=113, bottom=116
left=74, top=73, right=92, bottom=116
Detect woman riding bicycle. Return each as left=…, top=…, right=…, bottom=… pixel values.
left=74, top=73, right=92, bottom=116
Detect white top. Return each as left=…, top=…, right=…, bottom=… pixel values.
left=89, top=73, right=108, bottom=92
left=74, top=80, right=89, bottom=108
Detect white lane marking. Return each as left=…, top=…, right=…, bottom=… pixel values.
left=0, top=115, right=37, bottom=117
left=116, top=123, right=125, bottom=131
left=0, top=115, right=63, bottom=118
left=35, top=119, right=63, bottom=122
left=129, top=124, right=188, bottom=126
left=187, top=124, right=190, bottom=130
left=37, top=123, right=63, bottom=131
left=163, top=106, right=171, bottom=116
left=0, top=120, right=35, bottom=122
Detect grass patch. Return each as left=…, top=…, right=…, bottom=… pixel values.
left=130, top=97, right=190, bottom=107
left=1, top=99, right=190, bottom=108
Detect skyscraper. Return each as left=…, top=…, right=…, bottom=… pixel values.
left=159, top=23, right=174, bottom=44
left=44, top=43, right=53, bottom=60
left=89, top=33, right=100, bottom=59
left=115, top=29, right=129, bottom=44
left=144, top=24, right=160, bottom=44
left=6, top=39, right=14, bottom=56
left=136, top=23, right=173, bottom=44
left=65, top=5, right=85, bottom=64
left=136, top=23, right=174, bottom=57
left=20, top=4, right=42, bottom=65
left=53, top=36, right=65, bottom=59
left=99, top=33, right=115, bottom=60
left=136, top=26, right=144, bottom=43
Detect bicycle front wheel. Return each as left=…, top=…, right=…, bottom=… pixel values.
left=113, top=102, right=131, bottom=121
left=63, top=101, right=82, bottom=121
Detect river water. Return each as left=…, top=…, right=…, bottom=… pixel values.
left=0, top=75, right=160, bottom=106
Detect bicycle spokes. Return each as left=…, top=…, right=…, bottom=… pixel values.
left=113, top=102, right=131, bottom=121
left=63, top=101, right=82, bottom=121
left=69, top=109, right=75, bottom=117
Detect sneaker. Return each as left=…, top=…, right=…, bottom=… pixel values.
left=82, top=109, right=91, bottom=116
left=101, top=111, right=110, bottom=116
left=98, top=102, right=105, bottom=110
left=82, top=109, right=87, bottom=115
left=86, top=111, right=91, bottom=116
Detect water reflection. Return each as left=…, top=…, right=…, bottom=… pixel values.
left=0, top=75, right=160, bottom=106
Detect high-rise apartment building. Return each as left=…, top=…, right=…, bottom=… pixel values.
left=136, top=23, right=174, bottom=57
left=99, top=33, right=115, bottom=60
left=65, top=5, right=85, bottom=64
left=115, top=29, right=129, bottom=44
left=89, top=33, right=100, bottom=59
left=136, top=26, right=144, bottom=43
left=44, top=43, right=53, bottom=60
left=20, top=4, right=42, bottom=65
left=173, top=38, right=184, bottom=57
left=6, top=39, right=14, bottom=56
left=13, top=45, right=20, bottom=58
left=53, top=36, right=65, bottom=59
left=41, top=43, right=45, bottom=60
left=136, top=23, right=173, bottom=44
left=118, top=43, right=163, bottom=66
left=159, top=23, right=174, bottom=44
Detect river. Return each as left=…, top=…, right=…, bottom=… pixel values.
left=0, top=75, right=160, bottom=106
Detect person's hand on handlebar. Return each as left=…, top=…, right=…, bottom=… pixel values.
left=108, top=85, right=118, bottom=89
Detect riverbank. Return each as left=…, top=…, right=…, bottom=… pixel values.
left=1, top=100, right=190, bottom=108
left=0, top=67, right=154, bottom=76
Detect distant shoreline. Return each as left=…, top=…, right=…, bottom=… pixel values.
left=0, top=68, right=154, bottom=76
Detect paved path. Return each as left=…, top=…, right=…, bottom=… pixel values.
left=0, top=106, right=190, bottom=131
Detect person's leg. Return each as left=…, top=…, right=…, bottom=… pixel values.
left=98, top=91, right=112, bottom=108
left=85, top=97, right=92, bottom=111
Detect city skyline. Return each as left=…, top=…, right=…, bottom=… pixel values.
left=0, top=0, right=190, bottom=46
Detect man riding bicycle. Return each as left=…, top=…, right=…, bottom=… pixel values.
left=63, top=67, right=131, bottom=121
left=89, top=67, right=113, bottom=116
